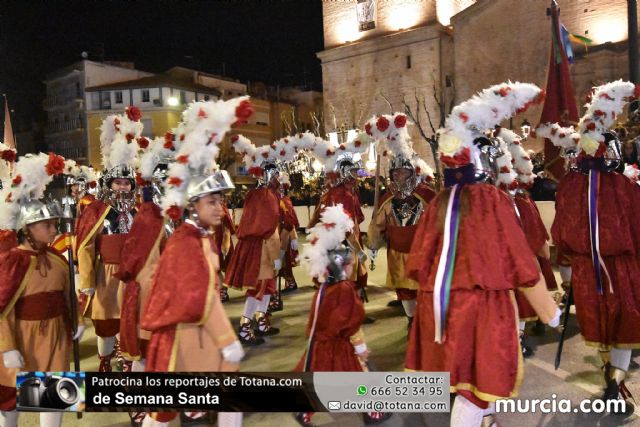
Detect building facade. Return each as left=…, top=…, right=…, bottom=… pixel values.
left=319, top=0, right=638, bottom=159
left=43, top=60, right=152, bottom=163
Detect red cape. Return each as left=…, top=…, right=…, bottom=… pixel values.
left=224, top=188, right=279, bottom=288
left=514, top=192, right=548, bottom=254
left=115, top=202, right=164, bottom=282
left=280, top=195, right=299, bottom=231
left=141, top=222, right=216, bottom=331
left=406, top=184, right=540, bottom=291
left=0, top=230, right=18, bottom=254
left=295, top=280, right=364, bottom=372
left=74, top=200, right=110, bottom=259
left=0, top=247, right=67, bottom=315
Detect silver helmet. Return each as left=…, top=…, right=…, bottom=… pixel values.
left=103, top=164, right=136, bottom=190
left=187, top=170, right=235, bottom=202
left=326, top=241, right=353, bottom=284
left=256, top=161, right=280, bottom=188
left=389, top=155, right=417, bottom=199
left=602, top=131, right=622, bottom=172
left=16, top=198, right=62, bottom=230
left=333, top=152, right=365, bottom=185
left=471, top=136, right=506, bottom=184
left=103, top=164, right=136, bottom=211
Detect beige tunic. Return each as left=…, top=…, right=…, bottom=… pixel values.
left=0, top=249, right=79, bottom=387
left=170, top=239, right=239, bottom=372
left=77, top=227, right=124, bottom=320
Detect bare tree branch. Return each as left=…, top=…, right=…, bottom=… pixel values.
left=310, top=112, right=321, bottom=137
left=379, top=90, right=394, bottom=113
left=291, top=106, right=299, bottom=133
left=281, top=110, right=291, bottom=136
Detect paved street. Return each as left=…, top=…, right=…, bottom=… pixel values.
left=17, top=244, right=640, bottom=426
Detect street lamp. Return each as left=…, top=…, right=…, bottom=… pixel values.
left=167, top=96, right=179, bottom=107
left=521, top=119, right=532, bottom=139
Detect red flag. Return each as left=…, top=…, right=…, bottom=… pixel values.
left=538, top=0, right=579, bottom=182
left=3, top=95, right=16, bottom=150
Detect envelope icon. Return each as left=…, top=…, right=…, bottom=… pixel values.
left=328, top=401, right=341, bottom=410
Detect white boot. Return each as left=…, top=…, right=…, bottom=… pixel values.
left=0, top=410, right=18, bottom=427
left=39, top=412, right=63, bottom=427
left=450, top=395, right=484, bottom=427
left=218, top=412, right=243, bottom=427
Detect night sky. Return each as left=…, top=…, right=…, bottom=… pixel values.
left=0, top=0, right=324, bottom=130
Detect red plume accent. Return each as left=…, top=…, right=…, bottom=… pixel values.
left=167, top=205, right=183, bottom=222
left=168, top=177, right=183, bottom=187
left=125, top=106, right=142, bottom=122
left=234, top=100, right=254, bottom=125
left=46, top=153, right=65, bottom=176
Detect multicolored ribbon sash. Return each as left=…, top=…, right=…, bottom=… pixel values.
left=587, top=170, right=613, bottom=295
left=303, top=283, right=327, bottom=371
left=433, top=184, right=463, bottom=343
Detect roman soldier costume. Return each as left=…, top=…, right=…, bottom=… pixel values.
left=404, top=82, right=560, bottom=427
left=294, top=204, right=391, bottom=427
left=365, top=112, right=436, bottom=327
left=75, top=107, right=144, bottom=372
left=307, top=132, right=372, bottom=318
left=225, top=133, right=304, bottom=344
left=0, top=152, right=82, bottom=427
left=546, top=80, right=640, bottom=412
left=141, top=97, right=250, bottom=427
left=496, top=127, right=559, bottom=357
left=116, top=132, right=180, bottom=376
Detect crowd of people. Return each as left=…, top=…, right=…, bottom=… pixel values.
left=0, top=79, right=638, bottom=427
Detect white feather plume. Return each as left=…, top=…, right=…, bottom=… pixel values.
left=139, top=137, right=175, bottom=180
left=438, top=82, right=543, bottom=161
left=0, top=153, right=62, bottom=230
left=99, top=112, right=144, bottom=170
left=576, top=80, right=637, bottom=155
left=497, top=128, right=535, bottom=187
left=302, top=204, right=354, bottom=281
left=161, top=96, right=251, bottom=217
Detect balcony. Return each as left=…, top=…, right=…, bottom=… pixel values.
left=47, top=118, right=85, bottom=134
left=43, top=96, right=84, bottom=110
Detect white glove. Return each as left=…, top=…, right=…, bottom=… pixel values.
left=290, top=239, right=298, bottom=251
left=3, top=350, right=24, bottom=369
left=548, top=307, right=563, bottom=328
left=80, top=288, right=95, bottom=296
left=353, top=343, right=368, bottom=356
left=221, top=341, right=245, bottom=363
left=274, top=259, right=282, bottom=271
left=72, top=325, right=86, bottom=341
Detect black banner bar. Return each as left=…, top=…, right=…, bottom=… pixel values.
left=85, top=372, right=325, bottom=412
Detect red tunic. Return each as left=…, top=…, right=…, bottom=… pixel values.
left=115, top=202, right=165, bottom=359
left=224, top=188, right=280, bottom=291
left=214, top=205, right=235, bottom=270
left=280, top=195, right=300, bottom=275
left=295, top=280, right=364, bottom=372
left=513, top=192, right=558, bottom=320
left=551, top=171, right=640, bottom=349
left=405, top=184, right=540, bottom=402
